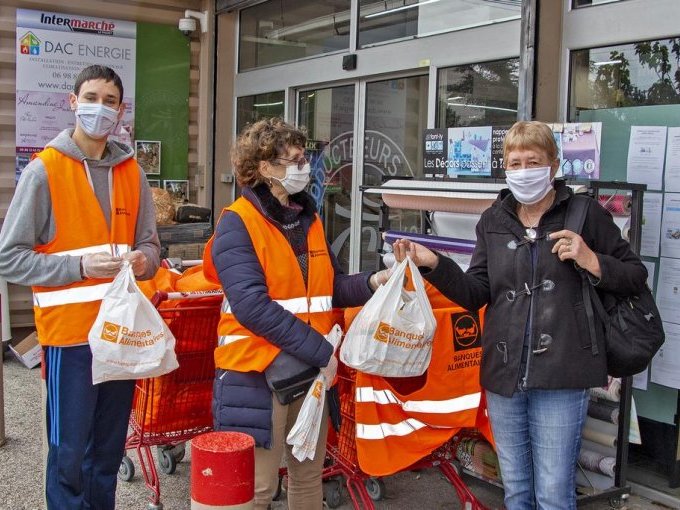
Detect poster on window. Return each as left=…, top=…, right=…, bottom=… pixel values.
left=15, top=9, right=136, bottom=182
left=423, top=127, right=498, bottom=178
left=547, top=122, right=602, bottom=179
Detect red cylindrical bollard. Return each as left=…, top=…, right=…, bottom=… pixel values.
left=191, top=431, right=255, bottom=509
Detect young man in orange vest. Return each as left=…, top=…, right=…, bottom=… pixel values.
left=0, top=65, right=160, bottom=509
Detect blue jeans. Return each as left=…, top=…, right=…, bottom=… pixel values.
left=485, top=388, right=589, bottom=510
left=44, top=345, right=135, bottom=510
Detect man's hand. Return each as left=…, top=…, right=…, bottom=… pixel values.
left=81, top=252, right=123, bottom=279
left=122, top=250, right=148, bottom=277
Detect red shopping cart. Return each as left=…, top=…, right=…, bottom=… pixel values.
left=319, top=363, right=491, bottom=510
left=119, top=289, right=223, bottom=510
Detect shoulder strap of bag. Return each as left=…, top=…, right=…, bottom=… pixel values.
left=565, top=194, right=600, bottom=356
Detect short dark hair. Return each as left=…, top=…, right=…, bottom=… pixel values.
left=73, top=65, right=124, bottom=103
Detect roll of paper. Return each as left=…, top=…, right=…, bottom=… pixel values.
left=383, top=193, right=494, bottom=214
left=588, top=400, right=619, bottom=425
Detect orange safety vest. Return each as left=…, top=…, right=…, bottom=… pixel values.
left=348, top=305, right=487, bottom=476
left=203, top=197, right=335, bottom=373
left=31, top=147, right=140, bottom=347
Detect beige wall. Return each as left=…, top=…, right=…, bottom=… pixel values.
left=213, top=11, right=236, bottom=215
left=0, top=0, right=212, bottom=327
left=533, top=0, right=562, bottom=122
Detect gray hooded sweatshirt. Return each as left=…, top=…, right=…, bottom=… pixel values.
left=0, top=129, right=160, bottom=287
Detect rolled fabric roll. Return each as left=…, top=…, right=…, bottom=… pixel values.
left=589, top=378, right=621, bottom=402
left=598, top=194, right=632, bottom=216
left=581, top=439, right=617, bottom=459
left=582, top=428, right=617, bottom=448
left=588, top=400, right=619, bottom=425
left=579, top=449, right=616, bottom=478
left=576, top=467, right=615, bottom=491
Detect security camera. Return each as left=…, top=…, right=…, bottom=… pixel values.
left=178, top=17, right=197, bottom=36
left=178, top=10, right=208, bottom=36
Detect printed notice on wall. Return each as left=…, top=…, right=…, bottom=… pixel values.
left=664, top=127, right=680, bottom=192
left=651, top=321, right=680, bottom=390
left=15, top=9, right=136, bottom=182
left=641, top=192, right=663, bottom=258
left=661, top=193, right=680, bottom=259
left=656, top=257, right=680, bottom=325
left=626, top=126, right=667, bottom=191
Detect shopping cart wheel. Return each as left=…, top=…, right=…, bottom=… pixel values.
left=608, top=496, right=626, bottom=509
left=364, top=477, right=386, bottom=501
left=157, top=448, right=177, bottom=475
left=118, top=455, right=135, bottom=482
left=147, top=503, right=163, bottom=510
left=323, top=479, right=342, bottom=508
left=170, top=443, right=186, bottom=463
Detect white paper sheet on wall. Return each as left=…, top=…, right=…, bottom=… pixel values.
left=651, top=321, right=680, bottom=389
left=626, top=126, right=667, bottom=191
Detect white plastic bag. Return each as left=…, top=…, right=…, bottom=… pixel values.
left=340, top=257, right=436, bottom=377
left=88, top=263, right=179, bottom=384
left=287, top=324, right=342, bottom=462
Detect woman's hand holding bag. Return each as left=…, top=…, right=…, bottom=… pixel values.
left=340, top=257, right=436, bottom=377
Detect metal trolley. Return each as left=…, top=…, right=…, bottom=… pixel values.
left=319, top=363, right=491, bottom=510
left=118, top=289, right=223, bottom=510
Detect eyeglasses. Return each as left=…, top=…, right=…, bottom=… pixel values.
left=271, top=156, right=308, bottom=171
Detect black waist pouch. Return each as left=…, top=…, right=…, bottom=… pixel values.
left=264, top=351, right=319, bottom=405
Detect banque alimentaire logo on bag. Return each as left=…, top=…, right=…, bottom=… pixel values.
left=100, top=321, right=164, bottom=347
left=373, top=321, right=431, bottom=350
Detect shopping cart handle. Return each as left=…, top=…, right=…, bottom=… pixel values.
left=151, top=289, right=224, bottom=307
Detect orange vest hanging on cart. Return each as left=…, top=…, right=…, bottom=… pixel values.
left=203, top=197, right=335, bottom=373
left=31, top=147, right=140, bottom=347
left=349, top=305, right=486, bottom=476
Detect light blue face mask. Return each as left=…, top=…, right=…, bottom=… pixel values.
left=75, top=102, right=120, bottom=140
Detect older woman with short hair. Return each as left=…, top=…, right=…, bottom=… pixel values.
left=204, top=117, right=388, bottom=509
left=393, top=120, right=647, bottom=509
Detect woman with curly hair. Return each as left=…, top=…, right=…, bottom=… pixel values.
left=203, top=118, right=389, bottom=509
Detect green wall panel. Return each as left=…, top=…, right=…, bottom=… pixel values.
left=579, top=105, right=680, bottom=424
left=134, top=23, right=190, bottom=181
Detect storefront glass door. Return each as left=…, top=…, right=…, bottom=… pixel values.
left=298, top=85, right=356, bottom=271
left=297, top=74, right=427, bottom=273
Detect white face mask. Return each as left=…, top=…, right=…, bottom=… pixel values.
left=505, top=166, right=554, bottom=205
left=272, top=162, right=311, bottom=195
left=75, top=102, right=120, bottom=140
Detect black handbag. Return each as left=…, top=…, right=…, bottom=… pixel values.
left=264, top=351, right=319, bottom=405
left=565, top=194, right=665, bottom=377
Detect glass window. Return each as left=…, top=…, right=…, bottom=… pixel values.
left=358, top=0, right=521, bottom=48
left=572, top=0, right=624, bottom=8
left=437, top=58, right=519, bottom=128
left=239, top=0, right=351, bottom=71
left=361, top=75, right=429, bottom=271
left=570, top=38, right=680, bottom=117
left=569, top=38, right=680, bottom=181
left=298, top=86, right=355, bottom=271
left=236, top=91, right=285, bottom=133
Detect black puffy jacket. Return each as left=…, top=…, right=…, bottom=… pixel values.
left=424, top=180, right=647, bottom=396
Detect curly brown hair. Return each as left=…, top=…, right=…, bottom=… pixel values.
left=231, top=117, right=307, bottom=187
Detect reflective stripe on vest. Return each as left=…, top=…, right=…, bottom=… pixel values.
left=205, top=197, right=336, bottom=373
left=351, top=304, right=487, bottom=477
left=220, top=295, right=333, bottom=315
left=31, top=148, right=140, bottom=347
left=34, top=282, right=111, bottom=308
left=355, top=387, right=481, bottom=415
